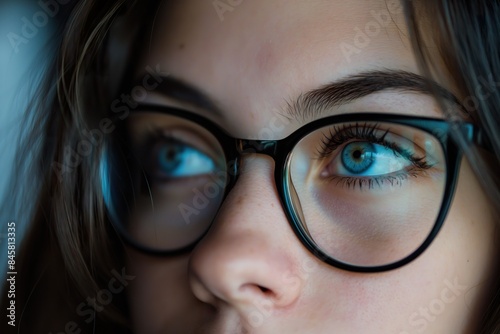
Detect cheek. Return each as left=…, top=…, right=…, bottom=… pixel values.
left=297, top=159, right=497, bottom=332
left=125, top=250, right=209, bottom=333
left=436, top=158, right=497, bottom=287
left=300, top=256, right=468, bottom=333
left=294, top=259, right=432, bottom=333
left=430, top=158, right=499, bottom=321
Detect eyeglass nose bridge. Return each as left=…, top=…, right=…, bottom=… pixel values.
left=236, top=139, right=279, bottom=158
left=223, top=138, right=282, bottom=208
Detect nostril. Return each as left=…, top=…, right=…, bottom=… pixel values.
left=239, top=283, right=274, bottom=298
left=258, top=286, right=271, bottom=294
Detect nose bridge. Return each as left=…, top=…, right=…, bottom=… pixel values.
left=188, top=150, right=304, bottom=314
left=237, top=139, right=278, bottom=158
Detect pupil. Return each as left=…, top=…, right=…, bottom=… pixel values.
left=166, top=147, right=178, bottom=161
left=159, top=144, right=183, bottom=172
left=352, top=150, right=362, bottom=160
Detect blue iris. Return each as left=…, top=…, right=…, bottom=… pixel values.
left=341, top=142, right=376, bottom=174
left=156, top=142, right=215, bottom=178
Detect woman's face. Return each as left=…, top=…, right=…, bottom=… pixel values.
left=124, top=1, right=497, bottom=333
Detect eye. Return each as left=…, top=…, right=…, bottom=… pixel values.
left=330, top=141, right=413, bottom=177
left=315, top=122, right=436, bottom=189
left=151, top=138, right=216, bottom=180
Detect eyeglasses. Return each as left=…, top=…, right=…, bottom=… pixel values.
left=101, top=104, right=484, bottom=272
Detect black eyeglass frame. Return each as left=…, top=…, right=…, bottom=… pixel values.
left=104, top=103, right=486, bottom=273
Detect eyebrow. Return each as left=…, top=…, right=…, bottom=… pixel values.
left=138, top=70, right=462, bottom=121
left=138, top=75, right=223, bottom=114
left=286, top=69, right=463, bottom=121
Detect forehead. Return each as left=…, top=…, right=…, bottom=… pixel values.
left=142, top=0, right=419, bottom=131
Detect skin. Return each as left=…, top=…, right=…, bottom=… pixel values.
left=124, top=1, right=498, bottom=333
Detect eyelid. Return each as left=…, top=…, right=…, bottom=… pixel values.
left=152, top=127, right=221, bottom=164
left=127, top=113, right=223, bottom=163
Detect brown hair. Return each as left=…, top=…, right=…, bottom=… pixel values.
left=1, top=1, right=161, bottom=333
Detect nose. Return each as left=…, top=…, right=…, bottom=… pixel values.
left=188, top=155, right=304, bottom=318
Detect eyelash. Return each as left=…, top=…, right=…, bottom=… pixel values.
left=327, top=170, right=422, bottom=190
left=317, top=123, right=434, bottom=189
